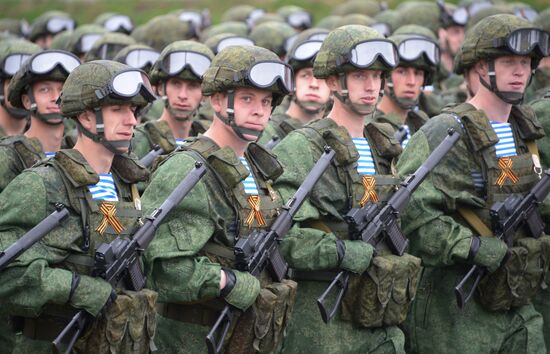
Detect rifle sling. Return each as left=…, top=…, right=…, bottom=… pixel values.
left=457, top=207, right=493, bottom=237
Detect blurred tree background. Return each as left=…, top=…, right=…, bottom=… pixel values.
left=1, top=0, right=547, bottom=26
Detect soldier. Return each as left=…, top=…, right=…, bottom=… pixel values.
left=524, top=8, right=550, bottom=102
left=0, top=60, right=157, bottom=353
left=28, top=11, right=75, bottom=49
left=397, top=14, right=550, bottom=354
left=249, top=21, right=296, bottom=60
left=0, top=49, right=80, bottom=193
left=65, top=24, right=107, bottom=61
left=258, top=29, right=330, bottom=147
left=142, top=45, right=296, bottom=354
left=273, top=25, right=417, bottom=354
left=0, top=39, right=41, bottom=136
left=131, top=40, right=214, bottom=161
left=83, top=32, right=136, bottom=62
left=94, top=12, right=135, bottom=34
left=376, top=25, right=439, bottom=147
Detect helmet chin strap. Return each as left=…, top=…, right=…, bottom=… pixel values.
left=76, top=107, right=131, bottom=155
left=332, top=73, right=379, bottom=116
left=162, top=81, right=196, bottom=122
left=26, top=88, right=64, bottom=125
left=0, top=82, right=28, bottom=120
left=385, top=77, right=418, bottom=110
left=479, top=59, right=527, bottom=105
left=214, top=90, right=263, bottom=142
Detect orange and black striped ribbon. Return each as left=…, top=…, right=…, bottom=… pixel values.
left=495, top=157, right=519, bottom=187
left=96, top=202, right=125, bottom=235
left=246, top=195, right=266, bottom=227
left=360, top=175, right=379, bottom=206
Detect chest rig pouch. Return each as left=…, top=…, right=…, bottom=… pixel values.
left=141, top=120, right=177, bottom=153
left=301, top=118, right=421, bottom=328
left=0, top=135, right=45, bottom=172
left=455, top=105, right=550, bottom=311
left=181, top=138, right=297, bottom=354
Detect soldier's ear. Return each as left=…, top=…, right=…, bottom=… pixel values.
left=325, top=75, right=339, bottom=91
left=474, top=60, right=488, bottom=78
left=76, top=110, right=95, bottom=131
left=21, top=94, right=32, bottom=110
left=210, top=92, right=227, bottom=113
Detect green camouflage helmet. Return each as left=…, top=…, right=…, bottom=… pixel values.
left=332, top=0, right=382, bottom=17
left=253, top=13, right=285, bottom=27
left=336, top=14, right=375, bottom=28
left=277, top=5, right=312, bottom=30
left=249, top=21, right=296, bottom=57
left=130, top=23, right=148, bottom=44
left=50, top=30, right=73, bottom=50
left=113, top=44, right=158, bottom=72
left=8, top=49, right=79, bottom=109
left=203, top=33, right=254, bottom=55
left=316, top=16, right=342, bottom=30
left=397, top=2, right=441, bottom=34
left=221, top=5, right=261, bottom=24
left=94, top=12, right=134, bottom=34
left=393, top=24, right=437, bottom=41
left=202, top=45, right=290, bottom=104
left=373, top=10, right=402, bottom=36
left=29, top=11, right=75, bottom=42
left=199, top=21, right=249, bottom=43
left=83, top=32, right=136, bottom=62
left=534, top=8, right=550, bottom=33
left=149, top=40, right=214, bottom=85
left=465, top=5, right=513, bottom=31
left=0, top=18, right=29, bottom=38
left=141, top=15, right=198, bottom=52
left=59, top=60, right=152, bottom=118
left=66, top=24, right=107, bottom=56
left=0, top=39, right=42, bottom=79
left=286, top=28, right=329, bottom=72
left=314, top=25, right=397, bottom=79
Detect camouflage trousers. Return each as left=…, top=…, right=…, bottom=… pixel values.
left=155, top=314, right=209, bottom=354
left=0, top=315, right=15, bottom=354
left=278, top=280, right=405, bottom=354
left=533, top=273, right=550, bottom=349
left=403, top=267, right=546, bottom=354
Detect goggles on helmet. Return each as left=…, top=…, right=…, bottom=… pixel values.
left=46, top=16, right=75, bottom=34
left=179, top=12, right=203, bottom=29
left=398, top=38, right=440, bottom=65
left=515, top=7, right=538, bottom=22
left=160, top=51, right=211, bottom=77
left=308, top=33, right=327, bottom=41
left=287, top=11, right=312, bottom=28
left=123, top=49, right=160, bottom=69
left=246, top=9, right=265, bottom=28
left=78, top=33, right=102, bottom=53
left=284, top=34, right=298, bottom=53
left=216, top=36, right=254, bottom=53
left=95, top=68, right=156, bottom=102
left=29, top=50, right=80, bottom=75
left=104, top=15, right=134, bottom=32
left=246, top=60, right=294, bottom=92
left=347, top=40, right=399, bottom=69
left=98, top=43, right=128, bottom=60
left=289, top=40, right=323, bottom=62
left=437, top=0, right=468, bottom=26
left=2, top=53, right=32, bottom=76
left=493, top=28, right=549, bottom=57
left=371, top=23, right=391, bottom=37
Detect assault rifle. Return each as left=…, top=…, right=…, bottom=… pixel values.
left=317, top=129, right=460, bottom=323
left=454, top=167, right=550, bottom=309
left=52, top=162, right=207, bottom=354
left=205, top=146, right=336, bottom=354
left=0, top=203, right=69, bottom=271
left=139, top=144, right=165, bottom=168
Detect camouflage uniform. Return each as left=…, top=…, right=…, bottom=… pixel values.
left=273, top=25, right=417, bottom=354
left=0, top=61, right=157, bottom=353
left=397, top=15, right=550, bottom=354
left=143, top=45, right=296, bottom=354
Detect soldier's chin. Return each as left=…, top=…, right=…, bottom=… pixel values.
left=242, top=133, right=260, bottom=142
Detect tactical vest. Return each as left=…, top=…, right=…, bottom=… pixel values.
left=0, top=134, right=44, bottom=172
left=134, top=120, right=177, bottom=154
left=447, top=103, right=550, bottom=311
left=159, top=136, right=297, bottom=353
left=375, top=109, right=429, bottom=141
left=295, top=117, right=422, bottom=328
left=269, top=112, right=303, bottom=142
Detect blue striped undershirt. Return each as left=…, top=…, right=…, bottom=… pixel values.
left=401, top=125, right=411, bottom=148
left=239, top=157, right=259, bottom=194
left=87, top=174, right=119, bottom=202
left=45, top=152, right=56, bottom=158
left=352, top=137, right=376, bottom=175
left=175, top=138, right=185, bottom=147
left=491, top=121, right=517, bottom=157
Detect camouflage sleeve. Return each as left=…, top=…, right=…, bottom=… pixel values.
left=142, top=152, right=221, bottom=303
left=273, top=132, right=341, bottom=271
left=0, top=146, right=24, bottom=193
left=0, top=171, right=112, bottom=317
left=396, top=126, right=474, bottom=267
left=131, top=127, right=153, bottom=160
left=257, top=121, right=278, bottom=146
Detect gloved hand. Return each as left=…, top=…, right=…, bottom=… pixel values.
left=221, top=268, right=261, bottom=311
left=472, top=236, right=508, bottom=273
left=338, top=240, right=374, bottom=274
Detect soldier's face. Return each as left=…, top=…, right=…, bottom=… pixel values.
left=163, top=77, right=203, bottom=119
left=34, top=34, right=54, bottom=49
left=101, top=104, right=138, bottom=152
left=390, top=66, right=424, bottom=101
left=438, top=26, right=464, bottom=55
left=345, top=69, right=382, bottom=107
left=294, top=67, right=331, bottom=107
left=493, top=55, right=532, bottom=94
left=23, top=80, right=63, bottom=122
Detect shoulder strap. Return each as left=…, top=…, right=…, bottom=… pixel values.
left=457, top=207, right=493, bottom=237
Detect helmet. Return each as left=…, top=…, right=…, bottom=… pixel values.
left=0, top=39, right=41, bottom=119
left=461, top=14, right=548, bottom=104
left=437, top=1, right=469, bottom=28
left=83, top=32, right=136, bottom=61
left=8, top=49, right=80, bottom=124
left=253, top=13, right=285, bottom=27
left=397, top=2, right=442, bottom=34
left=202, top=45, right=293, bottom=140
left=140, top=15, right=198, bottom=52
left=199, top=21, right=249, bottom=43
left=314, top=25, right=399, bottom=115
left=465, top=5, right=513, bottom=30
left=60, top=60, right=155, bottom=154
left=94, top=13, right=134, bottom=34
left=336, top=14, right=375, bottom=28
left=203, top=33, right=254, bottom=55
left=0, top=18, right=30, bottom=38
left=507, top=2, right=538, bottom=22
left=286, top=28, right=328, bottom=72
left=171, top=9, right=211, bottom=32
left=534, top=8, right=550, bottom=33
left=332, top=0, right=383, bottom=17
left=373, top=10, right=402, bottom=36
left=221, top=5, right=265, bottom=27
left=29, top=11, right=75, bottom=42
left=50, top=30, right=73, bottom=50
left=316, top=16, right=342, bottom=30
left=149, top=40, right=214, bottom=85
left=249, top=21, right=296, bottom=57
left=65, top=24, right=107, bottom=56
left=113, top=44, right=159, bottom=72
left=277, top=5, right=312, bottom=30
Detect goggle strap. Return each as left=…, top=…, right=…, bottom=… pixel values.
left=338, top=73, right=348, bottom=98
left=95, top=107, right=105, bottom=134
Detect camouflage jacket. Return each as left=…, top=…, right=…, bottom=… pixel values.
left=374, top=108, right=429, bottom=145
left=396, top=102, right=550, bottom=268
left=0, top=149, right=148, bottom=319
left=525, top=68, right=550, bottom=104
left=531, top=96, right=550, bottom=169
left=258, top=112, right=303, bottom=147
left=0, top=135, right=46, bottom=193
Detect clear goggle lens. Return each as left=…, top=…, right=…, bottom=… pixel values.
left=398, top=38, right=440, bottom=65
left=287, top=11, right=311, bottom=28
left=98, top=43, right=128, bottom=60
left=110, top=70, right=155, bottom=100
left=246, top=9, right=265, bottom=27
left=371, top=23, right=391, bottom=37
left=350, top=40, right=398, bottom=68
left=515, top=8, right=538, bottom=22
left=79, top=33, right=102, bottom=53
left=501, top=28, right=550, bottom=56
left=290, top=40, right=323, bottom=61
left=104, top=15, right=134, bottom=32
left=46, top=16, right=75, bottom=33
left=2, top=53, right=31, bottom=76
left=124, top=49, right=160, bottom=69
left=162, top=51, right=211, bottom=77
left=216, top=37, right=254, bottom=53
left=248, top=61, right=294, bottom=92
left=179, top=12, right=203, bottom=29
left=308, top=33, right=327, bottom=41
left=452, top=7, right=469, bottom=25
left=30, top=51, right=80, bottom=75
